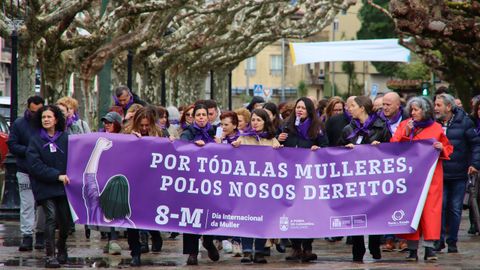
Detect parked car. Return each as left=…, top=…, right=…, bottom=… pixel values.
left=0, top=114, right=9, bottom=165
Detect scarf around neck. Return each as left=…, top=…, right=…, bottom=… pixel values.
left=193, top=122, right=214, bottom=143
left=379, top=108, right=403, bottom=134
left=40, top=129, right=64, bottom=153
left=241, top=128, right=269, bottom=141
left=409, top=119, right=434, bottom=140
left=347, top=113, right=378, bottom=140
left=295, top=117, right=312, bottom=140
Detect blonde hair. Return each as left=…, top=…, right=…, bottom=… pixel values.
left=234, top=108, right=251, bottom=123
left=57, top=97, right=79, bottom=111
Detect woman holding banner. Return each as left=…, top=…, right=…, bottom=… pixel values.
left=277, top=97, right=328, bottom=262
left=123, top=106, right=164, bottom=266
left=391, top=96, right=452, bottom=261
left=232, top=109, right=281, bottom=264
left=338, top=96, right=391, bottom=263
left=26, top=105, right=70, bottom=268
left=180, top=103, right=219, bottom=266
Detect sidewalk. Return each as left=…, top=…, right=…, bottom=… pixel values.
left=0, top=214, right=478, bottom=269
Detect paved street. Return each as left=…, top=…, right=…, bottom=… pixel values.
left=0, top=214, right=479, bottom=269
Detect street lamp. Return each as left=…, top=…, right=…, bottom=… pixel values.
left=0, top=5, right=24, bottom=219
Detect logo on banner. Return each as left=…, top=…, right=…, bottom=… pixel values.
left=279, top=215, right=289, bottom=231
left=388, top=210, right=410, bottom=226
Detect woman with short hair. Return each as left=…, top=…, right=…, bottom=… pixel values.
left=180, top=103, right=219, bottom=265
left=26, top=105, right=69, bottom=268
left=234, top=108, right=251, bottom=134
left=392, top=96, right=452, bottom=261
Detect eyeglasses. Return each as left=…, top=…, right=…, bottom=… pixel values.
left=185, top=113, right=193, bottom=117
left=103, top=121, right=113, bottom=125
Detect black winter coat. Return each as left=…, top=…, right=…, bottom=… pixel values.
left=338, top=117, right=391, bottom=145
left=281, top=130, right=329, bottom=149
left=180, top=125, right=215, bottom=142
left=441, top=108, right=480, bottom=180
left=7, top=116, right=35, bottom=173
left=325, top=113, right=350, bottom=146
left=26, top=132, right=68, bottom=202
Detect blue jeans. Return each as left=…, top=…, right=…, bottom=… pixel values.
left=440, top=179, right=467, bottom=245
left=241, top=238, right=266, bottom=253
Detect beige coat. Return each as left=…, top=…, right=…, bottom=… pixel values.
left=239, top=135, right=280, bottom=147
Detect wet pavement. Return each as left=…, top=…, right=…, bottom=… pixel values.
left=1, top=214, right=479, bottom=269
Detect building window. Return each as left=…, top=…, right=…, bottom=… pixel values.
left=270, top=55, right=282, bottom=76
left=245, top=57, right=256, bottom=76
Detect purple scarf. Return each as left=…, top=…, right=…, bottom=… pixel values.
left=241, top=128, right=269, bottom=141
left=39, top=129, right=64, bottom=153
left=344, top=110, right=352, bottom=122
left=475, top=119, right=480, bottom=135
left=347, top=113, right=378, bottom=140
left=296, top=117, right=311, bottom=140
left=193, top=122, right=215, bottom=143
left=113, top=94, right=134, bottom=110
left=66, top=116, right=75, bottom=128
left=223, top=131, right=240, bottom=144
left=24, top=109, right=32, bottom=121
left=181, top=122, right=189, bottom=130
left=409, top=119, right=435, bottom=140
left=73, top=112, right=80, bottom=122
left=378, top=108, right=403, bottom=134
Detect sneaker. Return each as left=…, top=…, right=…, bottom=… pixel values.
left=45, top=257, right=61, bottom=268
left=232, top=241, right=242, bottom=257
left=19, top=235, right=33, bottom=251
left=222, top=240, right=233, bottom=253
left=424, top=247, right=438, bottom=261
left=381, top=239, right=395, bottom=252
left=406, top=249, right=418, bottom=261
left=108, top=241, right=122, bottom=255
left=241, top=252, right=253, bottom=263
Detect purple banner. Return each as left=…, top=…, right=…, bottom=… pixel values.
left=66, top=133, right=439, bottom=238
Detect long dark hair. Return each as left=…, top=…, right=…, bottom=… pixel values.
left=472, top=99, right=480, bottom=120
left=32, top=105, right=66, bottom=132
left=99, top=175, right=131, bottom=219
left=284, top=97, right=322, bottom=140
left=263, top=102, right=281, bottom=129
left=251, top=109, right=276, bottom=139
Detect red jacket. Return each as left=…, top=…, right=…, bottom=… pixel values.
left=391, top=119, right=453, bottom=240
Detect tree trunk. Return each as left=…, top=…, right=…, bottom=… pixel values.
left=172, top=70, right=208, bottom=106
left=213, top=69, right=229, bottom=110
left=17, top=42, right=36, bottom=114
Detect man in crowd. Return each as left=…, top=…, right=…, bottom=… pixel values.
left=434, top=93, right=480, bottom=253
left=8, top=96, right=46, bottom=251
left=113, top=85, right=146, bottom=115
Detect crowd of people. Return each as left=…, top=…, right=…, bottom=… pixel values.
left=8, top=85, right=480, bottom=267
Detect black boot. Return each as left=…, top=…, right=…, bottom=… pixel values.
left=19, top=235, right=33, bottom=251
left=406, top=249, right=418, bottom=261
left=140, top=231, right=149, bottom=253
left=130, top=255, right=141, bottom=267
left=186, top=254, right=198, bottom=265
left=424, top=247, right=437, bottom=261
left=151, top=234, right=163, bottom=252
left=302, top=250, right=318, bottom=262
left=285, top=248, right=303, bottom=261
left=56, top=240, right=68, bottom=264
left=34, top=232, right=45, bottom=250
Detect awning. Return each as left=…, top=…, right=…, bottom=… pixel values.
left=290, top=39, right=410, bottom=65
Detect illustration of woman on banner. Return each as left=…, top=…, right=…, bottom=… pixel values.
left=83, top=137, right=135, bottom=228
left=391, top=96, right=452, bottom=261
